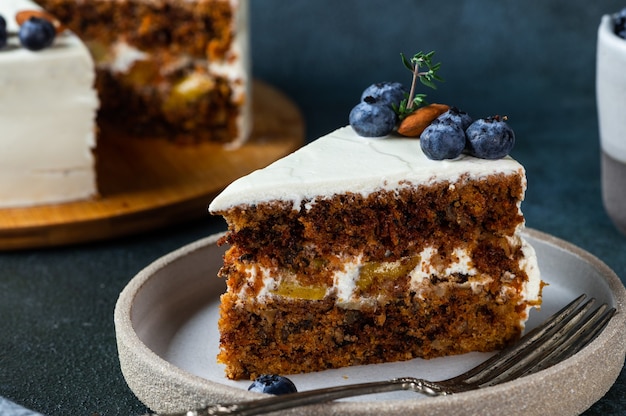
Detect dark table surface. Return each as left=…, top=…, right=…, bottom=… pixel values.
left=2, top=1, right=626, bottom=414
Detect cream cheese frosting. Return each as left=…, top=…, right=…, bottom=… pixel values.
left=209, top=125, right=526, bottom=212
left=236, top=240, right=541, bottom=323
left=0, top=0, right=99, bottom=208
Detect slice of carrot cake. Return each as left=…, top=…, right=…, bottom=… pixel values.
left=209, top=123, right=542, bottom=380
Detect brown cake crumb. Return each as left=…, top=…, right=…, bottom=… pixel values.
left=36, top=0, right=246, bottom=143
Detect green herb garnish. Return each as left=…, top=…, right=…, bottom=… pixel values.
left=395, top=51, right=444, bottom=120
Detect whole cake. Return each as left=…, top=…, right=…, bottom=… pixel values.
left=210, top=123, right=542, bottom=380
left=0, top=0, right=249, bottom=208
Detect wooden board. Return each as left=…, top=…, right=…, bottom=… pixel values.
left=0, top=81, right=305, bottom=250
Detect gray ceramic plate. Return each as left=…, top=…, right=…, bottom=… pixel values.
left=114, top=229, right=626, bottom=415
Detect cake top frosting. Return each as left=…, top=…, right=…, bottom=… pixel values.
left=209, top=125, right=525, bottom=212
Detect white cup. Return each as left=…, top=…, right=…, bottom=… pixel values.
left=597, top=14, right=626, bottom=235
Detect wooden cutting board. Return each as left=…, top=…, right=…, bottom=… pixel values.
left=0, top=81, right=305, bottom=250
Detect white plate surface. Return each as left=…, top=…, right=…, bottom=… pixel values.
left=115, top=229, right=626, bottom=415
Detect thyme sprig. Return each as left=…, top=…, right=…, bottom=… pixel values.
left=395, top=51, right=444, bottom=120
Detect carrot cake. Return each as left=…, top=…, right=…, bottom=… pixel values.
left=209, top=125, right=542, bottom=380
left=0, top=0, right=249, bottom=208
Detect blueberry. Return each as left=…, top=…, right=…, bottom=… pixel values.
left=248, top=374, right=297, bottom=395
left=437, top=107, right=473, bottom=131
left=0, top=15, right=7, bottom=49
left=614, top=8, right=626, bottom=39
left=349, top=100, right=396, bottom=137
left=420, top=119, right=466, bottom=160
left=360, top=81, right=407, bottom=109
left=19, top=17, right=56, bottom=51
left=465, top=116, right=515, bottom=159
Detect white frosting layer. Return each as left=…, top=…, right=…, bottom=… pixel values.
left=520, top=238, right=542, bottom=304
left=210, top=125, right=526, bottom=212
left=0, top=0, right=99, bottom=208
left=238, top=240, right=541, bottom=318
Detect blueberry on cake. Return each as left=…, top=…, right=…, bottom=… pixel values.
left=210, top=53, right=542, bottom=380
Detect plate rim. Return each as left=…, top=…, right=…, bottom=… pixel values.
left=114, top=228, right=626, bottom=415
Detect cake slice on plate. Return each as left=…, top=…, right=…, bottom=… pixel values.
left=210, top=124, right=542, bottom=380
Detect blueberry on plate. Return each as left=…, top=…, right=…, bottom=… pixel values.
left=465, top=116, right=515, bottom=160
left=420, top=118, right=466, bottom=160
left=360, top=81, right=407, bottom=109
left=349, top=99, right=397, bottom=137
left=0, top=15, right=7, bottom=49
left=19, top=17, right=56, bottom=51
left=437, top=107, right=473, bottom=131
left=248, top=374, right=298, bottom=395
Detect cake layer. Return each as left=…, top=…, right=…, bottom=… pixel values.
left=0, top=0, right=99, bottom=207
left=36, top=0, right=250, bottom=145
left=218, top=284, right=528, bottom=380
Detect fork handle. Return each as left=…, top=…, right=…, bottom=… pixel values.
left=151, top=377, right=447, bottom=416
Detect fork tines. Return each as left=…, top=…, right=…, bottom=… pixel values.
left=445, top=294, right=616, bottom=391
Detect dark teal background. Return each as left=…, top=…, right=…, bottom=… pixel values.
left=2, top=1, right=626, bottom=414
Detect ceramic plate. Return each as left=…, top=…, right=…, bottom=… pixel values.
left=115, top=229, right=626, bottom=415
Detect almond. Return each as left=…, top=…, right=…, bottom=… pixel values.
left=15, top=10, right=66, bottom=34
left=397, top=103, right=450, bottom=137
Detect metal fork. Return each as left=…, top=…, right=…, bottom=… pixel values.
left=151, top=294, right=615, bottom=416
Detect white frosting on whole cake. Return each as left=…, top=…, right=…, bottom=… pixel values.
left=0, top=0, right=99, bottom=208
left=209, top=126, right=526, bottom=212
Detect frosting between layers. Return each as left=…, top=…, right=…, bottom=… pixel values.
left=0, top=0, right=99, bottom=208
left=236, top=239, right=541, bottom=321
left=210, top=125, right=526, bottom=212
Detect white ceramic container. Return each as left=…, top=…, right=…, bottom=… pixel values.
left=597, top=14, right=626, bottom=235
